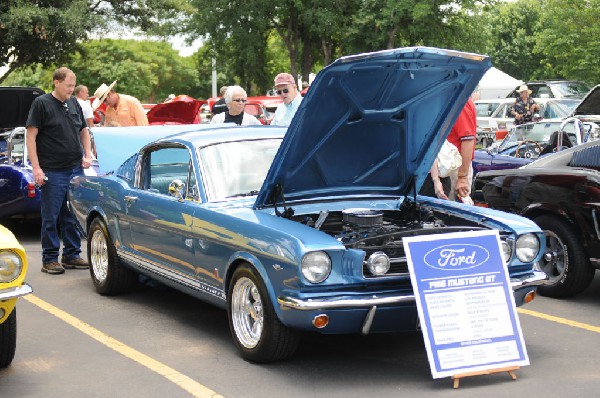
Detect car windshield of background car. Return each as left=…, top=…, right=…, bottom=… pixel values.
left=554, top=82, right=591, bottom=98
left=543, top=100, right=580, bottom=119
left=502, top=123, right=579, bottom=150
left=200, top=138, right=282, bottom=201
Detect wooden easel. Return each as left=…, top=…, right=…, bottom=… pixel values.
left=451, top=366, right=519, bottom=389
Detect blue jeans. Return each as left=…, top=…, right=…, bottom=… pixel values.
left=40, top=165, right=84, bottom=264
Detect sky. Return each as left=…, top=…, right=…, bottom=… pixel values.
left=169, top=35, right=203, bottom=57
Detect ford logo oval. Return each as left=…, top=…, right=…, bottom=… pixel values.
left=423, top=244, right=490, bottom=271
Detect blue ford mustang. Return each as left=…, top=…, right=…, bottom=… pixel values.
left=69, top=47, right=547, bottom=363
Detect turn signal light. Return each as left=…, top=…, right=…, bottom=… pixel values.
left=27, top=182, right=36, bottom=198
left=524, top=290, right=536, bottom=304
left=312, top=314, right=329, bottom=329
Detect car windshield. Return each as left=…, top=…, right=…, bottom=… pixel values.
left=500, top=121, right=580, bottom=150
left=200, top=138, right=281, bottom=201
left=542, top=99, right=580, bottom=118
left=551, top=81, right=591, bottom=98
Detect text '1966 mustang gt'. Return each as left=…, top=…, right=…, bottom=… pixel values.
left=69, top=47, right=547, bottom=363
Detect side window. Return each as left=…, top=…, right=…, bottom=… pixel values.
left=537, top=87, right=552, bottom=98
left=493, top=104, right=509, bottom=118
left=145, top=147, right=192, bottom=197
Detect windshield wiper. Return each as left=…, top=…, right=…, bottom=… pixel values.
left=227, top=190, right=260, bottom=198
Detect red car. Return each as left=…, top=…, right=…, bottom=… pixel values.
left=147, top=95, right=205, bottom=125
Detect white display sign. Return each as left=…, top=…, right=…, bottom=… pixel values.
left=403, top=230, right=529, bottom=379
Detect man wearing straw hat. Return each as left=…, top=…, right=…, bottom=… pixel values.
left=92, top=80, right=148, bottom=126
left=510, top=84, right=540, bottom=125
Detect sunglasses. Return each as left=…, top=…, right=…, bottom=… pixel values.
left=276, top=88, right=290, bottom=95
left=232, top=98, right=247, bottom=103
left=62, top=102, right=69, bottom=114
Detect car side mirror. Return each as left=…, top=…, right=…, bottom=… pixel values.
left=168, top=179, right=186, bottom=202
left=487, top=144, right=499, bottom=155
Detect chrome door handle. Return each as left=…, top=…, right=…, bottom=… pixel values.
left=124, top=196, right=138, bottom=203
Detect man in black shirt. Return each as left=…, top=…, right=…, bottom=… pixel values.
left=26, top=67, right=93, bottom=275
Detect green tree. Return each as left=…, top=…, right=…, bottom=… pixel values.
left=483, top=0, right=543, bottom=80
left=0, top=0, right=190, bottom=83
left=69, top=39, right=201, bottom=102
left=0, top=0, right=94, bottom=83
left=535, top=0, right=600, bottom=83
left=4, top=39, right=201, bottom=102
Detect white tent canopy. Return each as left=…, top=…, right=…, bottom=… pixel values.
left=476, top=67, right=523, bottom=100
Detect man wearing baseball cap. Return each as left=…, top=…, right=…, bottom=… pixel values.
left=271, top=72, right=302, bottom=126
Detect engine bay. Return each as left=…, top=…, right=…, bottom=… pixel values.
left=292, top=199, right=487, bottom=277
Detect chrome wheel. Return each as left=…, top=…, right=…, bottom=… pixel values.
left=231, top=276, right=264, bottom=349
left=90, top=228, right=108, bottom=283
left=539, top=229, right=566, bottom=285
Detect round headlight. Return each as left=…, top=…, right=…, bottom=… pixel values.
left=500, top=240, right=512, bottom=263
left=367, top=252, right=390, bottom=275
left=0, top=250, right=24, bottom=283
left=301, top=251, right=331, bottom=283
left=515, top=233, right=540, bottom=263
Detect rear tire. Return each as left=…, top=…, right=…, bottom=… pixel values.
left=88, top=217, right=137, bottom=295
left=228, top=264, right=299, bottom=363
left=535, top=215, right=594, bottom=298
left=0, top=309, right=17, bottom=368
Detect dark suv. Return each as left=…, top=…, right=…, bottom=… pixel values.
left=506, top=80, right=591, bottom=99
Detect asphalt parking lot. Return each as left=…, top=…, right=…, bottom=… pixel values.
left=1, top=221, right=599, bottom=397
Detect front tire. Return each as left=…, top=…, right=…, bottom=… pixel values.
left=0, top=309, right=17, bottom=368
left=535, top=215, right=594, bottom=298
left=227, top=264, right=299, bottom=363
left=88, top=217, right=137, bottom=295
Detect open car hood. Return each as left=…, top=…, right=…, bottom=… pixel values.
left=147, top=95, right=203, bottom=124
left=255, top=47, right=490, bottom=209
left=0, top=87, right=45, bottom=130
left=572, top=84, right=600, bottom=116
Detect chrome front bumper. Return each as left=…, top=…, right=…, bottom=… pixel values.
left=0, top=283, right=33, bottom=300
left=278, top=270, right=548, bottom=311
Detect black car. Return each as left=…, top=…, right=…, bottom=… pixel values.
left=472, top=140, right=600, bottom=298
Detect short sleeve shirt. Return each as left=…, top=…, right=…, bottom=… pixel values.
left=26, top=94, right=86, bottom=170
left=77, top=97, right=94, bottom=121
left=271, top=95, right=303, bottom=127
left=104, top=94, right=149, bottom=126
left=446, top=98, right=477, bottom=157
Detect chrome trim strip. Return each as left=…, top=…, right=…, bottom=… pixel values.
left=510, top=270, right=548, bottom=288
left=117, top=249, right=226, bottom=300
left=0, top=283, right=33, bottom=300
left=278, top=294, right=415, bottom=310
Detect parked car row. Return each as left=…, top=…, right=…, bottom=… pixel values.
left=470, top=84, right=600, bottom=299
left=475, top=97, right=581, bottom=148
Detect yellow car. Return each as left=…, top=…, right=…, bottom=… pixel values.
left=0, top=224, right=32, bottom=367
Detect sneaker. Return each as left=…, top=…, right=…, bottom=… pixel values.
left=42, top=262, right=65, bottom=275
left=61, top=257, right=89, bottom=269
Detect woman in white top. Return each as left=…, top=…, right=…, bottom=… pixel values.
left=210, top=85, right=261, bottom=125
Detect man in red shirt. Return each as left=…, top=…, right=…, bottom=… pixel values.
left=446, top=97, right=476, bottom=202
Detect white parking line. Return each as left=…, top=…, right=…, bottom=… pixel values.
left=23, top=294, right=225, bottom=398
